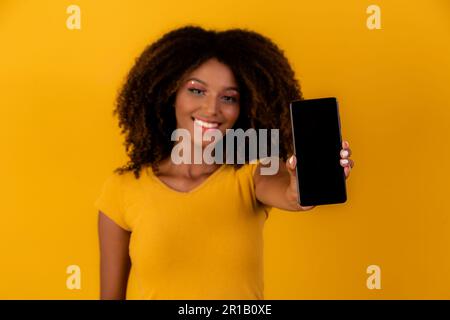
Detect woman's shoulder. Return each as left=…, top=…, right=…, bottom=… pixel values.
left=232, top=159, right=266, bottom=186
left=101, top=165, right=150, bottom=189
left=235, top=158, right=272, bottom=175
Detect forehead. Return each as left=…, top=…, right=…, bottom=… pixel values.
left=183, top=58, right=238, bottom=88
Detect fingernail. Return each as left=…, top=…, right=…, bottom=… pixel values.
left=341, top=159, right=348, bottom=165
left=341, top=150, right=349, bottom=157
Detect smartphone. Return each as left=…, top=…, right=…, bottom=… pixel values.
left=289, top=97, right=347, bottom=206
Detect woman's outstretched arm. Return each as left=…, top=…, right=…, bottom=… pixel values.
left=98, top=211, right=131, bottom=300
left=254, top=156, right=315, bottom=212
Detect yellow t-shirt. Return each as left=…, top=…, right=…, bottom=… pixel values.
left=94, top=162, right=271, bottom=300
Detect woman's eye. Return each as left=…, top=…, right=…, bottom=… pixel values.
left=223, top=96, right=238, bottom=103
left=188, top=88, right=238, bottom=103
left=188, top=88, right=204, bottom=95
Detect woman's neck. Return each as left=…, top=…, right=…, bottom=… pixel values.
left=157, top=157, right=222, bottom=179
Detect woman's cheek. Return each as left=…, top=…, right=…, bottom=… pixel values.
left=224, top=105, right=240, bottom=126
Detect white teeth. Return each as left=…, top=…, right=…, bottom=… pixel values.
left=194, top=118, right=219, bottom=128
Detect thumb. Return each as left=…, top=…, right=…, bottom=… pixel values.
left=286, top=154, right=300, bottom=199
left=286, top=154, right=297, bottom=180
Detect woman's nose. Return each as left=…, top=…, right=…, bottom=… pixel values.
left=202, top=96, right=219, bottom=115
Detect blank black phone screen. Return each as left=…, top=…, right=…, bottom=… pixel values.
left=289, top=97, right=347, bottom=206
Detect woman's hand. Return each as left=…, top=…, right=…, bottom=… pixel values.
left=285, top=140, right=354, bottom=211
left=284, top=154, right=315, bottom=211
left=340, top=140, right=354, bottom=179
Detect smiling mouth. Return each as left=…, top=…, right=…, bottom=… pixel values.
left=191, top=117, right=222, bottom=129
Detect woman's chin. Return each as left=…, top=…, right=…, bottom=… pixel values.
left=192, top=141, right=216, bottom=149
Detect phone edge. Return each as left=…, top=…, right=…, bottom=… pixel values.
left=289, top=100, right=303, bottom=206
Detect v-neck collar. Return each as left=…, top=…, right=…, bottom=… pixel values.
left=145, top=164, right=227, bottom=195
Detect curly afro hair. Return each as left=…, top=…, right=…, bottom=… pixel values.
left=112, top=24, right=304, bottom=179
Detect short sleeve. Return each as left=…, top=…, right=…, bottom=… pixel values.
left=94, top=173, right=131, bottom=231
left=247, top=159, right=273, bottom=220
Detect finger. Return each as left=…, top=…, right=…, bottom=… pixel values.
left=344, top=165, right=351, bottom=179
left=297, top=204, right=316, bottom=211
left=286, top=155, right=297, bottom=173
left=342, top=140, right=349, bottom=149
left=286, top=155, right=298, bottom=188
left=340, top=148, right=351, bottom=158
left=340, top=158, right=354, bottom=168
left=340, top=158, right=350, bottom=167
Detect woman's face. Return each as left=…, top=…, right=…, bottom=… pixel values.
left=174, top=58, right=240, bottom=148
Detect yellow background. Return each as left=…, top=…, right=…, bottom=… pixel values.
left=1, top=0, right=449, bottom=299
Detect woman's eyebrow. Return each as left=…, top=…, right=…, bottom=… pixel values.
left=186, top=77, right=239, bottom=92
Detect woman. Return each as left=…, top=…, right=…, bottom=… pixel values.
left=95, top=25, right=354, bottom=300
